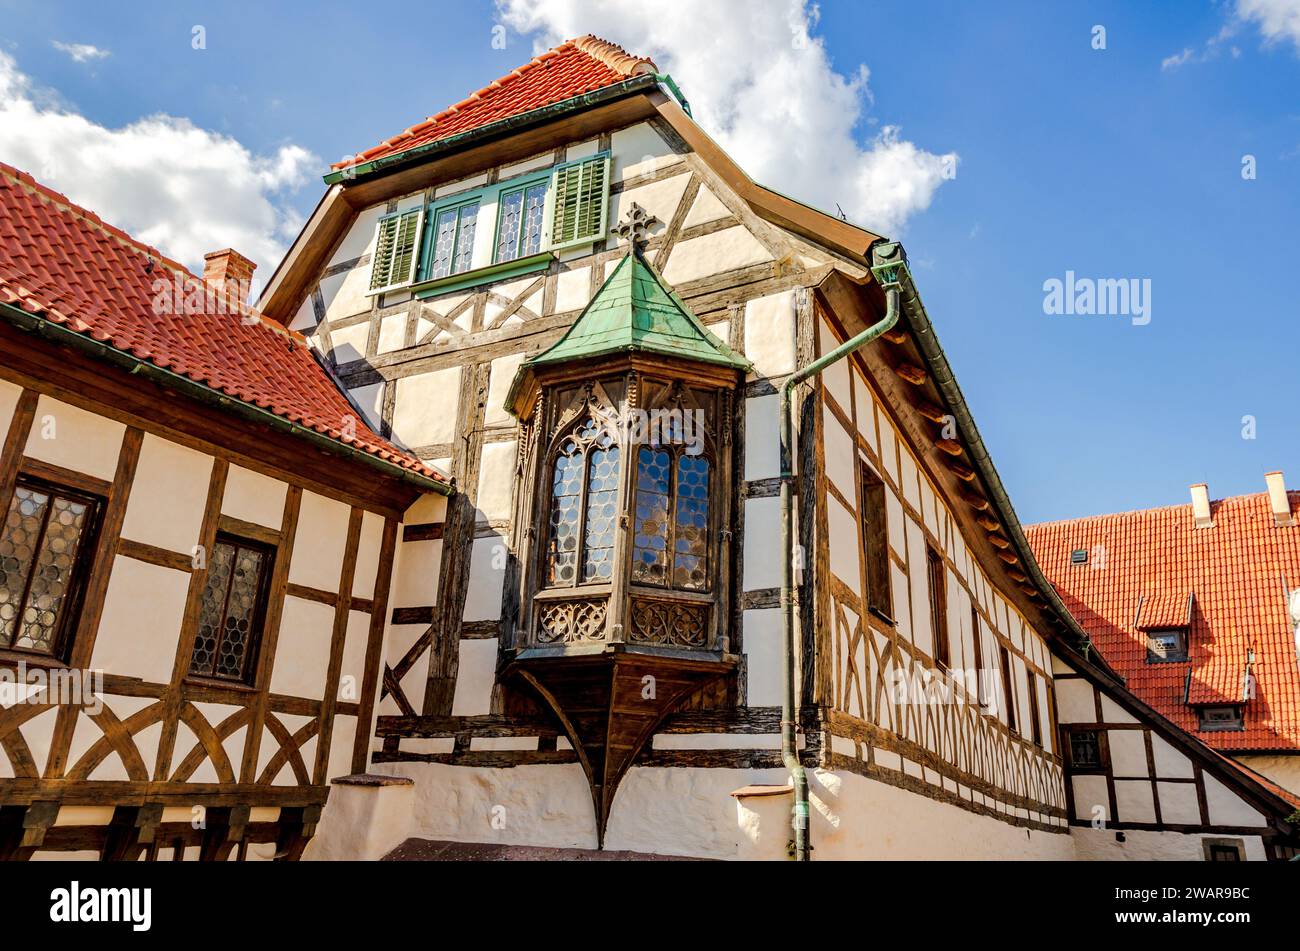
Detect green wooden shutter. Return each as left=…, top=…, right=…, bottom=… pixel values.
left=369, top=208, right=423, bottom=291
left=549, top=155, right=610, bottom=250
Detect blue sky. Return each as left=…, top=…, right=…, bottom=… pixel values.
left=2, top=1, right=1297, bottom=524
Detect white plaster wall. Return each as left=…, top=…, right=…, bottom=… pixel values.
left=743, top=608, right=783, bottom=707
left=742, top=496, right=782, bottom=591
left=288, top=490, right=351, bottom=592
left=661, top=226, right=772, bottom=286
left=450, top=638, right=498, bottom=716
left=381, top=761, right=599, bottom=849
left=611, top=121, right=679, bottom=181
left=743, top=290, right=796, bottom=377
left=484, top=353, right=526, bottom=428
left=91, top=556, right=189, bottom=684
left=392, top=367, right=462, bottom=448
left=0, top=377, right=22, bottom=433
left=121, top=434, right=213, bottom=552
left=1109, top=729, right=1148, bottom=777
left=23, top=395, right=124, bottom=481
left=1071, top=826, right=1266, bottom=861
left=462, top=535, right=506, bottom=622
left=475, top=441, right=518, bottom=522
left=744, top=395, right=780, bottom=481
left=270, top=596, right=334, bottom=699
left=222, top=464, right=287, bottom=529
left=351, top=511, right=385, bottom=601
left=1235, top=754, right=1300, bottom=796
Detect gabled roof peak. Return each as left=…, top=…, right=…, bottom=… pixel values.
left=332, top=35, right=657, bottom=174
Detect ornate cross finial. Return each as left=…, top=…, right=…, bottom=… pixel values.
left=613, top=202, right=659, bottom=250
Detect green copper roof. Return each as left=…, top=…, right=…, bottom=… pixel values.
left=528, top=250, right=750, bottom=371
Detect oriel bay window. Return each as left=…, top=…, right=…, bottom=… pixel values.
left=0, top=475, right=102, bottom=660
left=367, top=152, right=611, bottom=297
left=506, top=250, right=749, bottom=655
left=502, top=243, right=748, bottom=843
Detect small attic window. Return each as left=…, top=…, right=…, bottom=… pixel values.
left=1198, top=705, right=1244, bottom=732
left=1146, top=627, right=1188, bottom=663
left=1070, top=548, right=1088, bottom=565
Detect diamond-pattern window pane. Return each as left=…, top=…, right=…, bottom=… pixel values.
left=632, top=447, right=670, bottom=586
left=190, top=537, right=270, bottom=683
left=428, top=207, right=460, bottom=280
left=582, top=442, right=621, bottom=582
left=452, top=202, right=479, bottom=275
left=547, top=441, right=584, bottom=586
left=0, top=481, right=98, bottom=657
left=496, top=189, right=524, bottom=263
left=673, top=455, right=710, bottom=590
left=521, top=183, right=547, bottom=256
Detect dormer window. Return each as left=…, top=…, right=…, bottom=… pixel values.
left=1198, top=705, right=1244, bottom=731
left=1146, top=627, right=1188, bottom=663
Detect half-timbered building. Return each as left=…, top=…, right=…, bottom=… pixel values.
left=1028, top=479, right=1300, bottom=808
left=3, top=34, right=1297, bottom=861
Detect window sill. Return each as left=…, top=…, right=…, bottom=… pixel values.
left=0, top=648, right=71, bottom=671
left=411, top=251, right=553, bottom=299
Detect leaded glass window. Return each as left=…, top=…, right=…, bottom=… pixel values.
left=495, top=182, right=548, bottom=263
left=189, top=535, right=272, bottom=683
left=544, top=417, right=622, bottom=587
left=632, top=448, right=711, bottom=592
left=427, top=200, right=480, bottom=280
left=0, top=477, right=100, bottom=658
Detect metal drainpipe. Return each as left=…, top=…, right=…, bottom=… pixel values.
left=780, top=248, right=904, bottom=861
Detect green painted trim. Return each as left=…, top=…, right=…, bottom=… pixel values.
left=545, top=152, right=612, bottom=252
left=0, top=302, right=454, bottom=497
left=654, top=73, right=691, bottom=117
left=323, top=74, right=660, bottom=186
left=412, top=251, right=552, bottom=298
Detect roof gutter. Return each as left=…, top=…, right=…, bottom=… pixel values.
left=324, top=73, right=663, bottom=186
left=0, top=302, right=453, bottom=497
left=869, top=241, right=1105, bottom=670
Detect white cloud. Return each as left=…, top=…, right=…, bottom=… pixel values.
left=0, top=51, right=315, bottom=284
left=1163, top=0, right=1300, bottom=69
left=51, top=41, right=111, bottom=64
left=1237, top=0, right=1300, bottom=51
left=496, top=0, right=955, bottom=236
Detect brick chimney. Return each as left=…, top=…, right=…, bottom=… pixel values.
left=202, top=248, right=256, bottom=301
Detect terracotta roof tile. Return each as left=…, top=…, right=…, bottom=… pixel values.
left=0, top=163, right=444, bottom=485
left=332, top=35, right=656, bottom=172
left=1027, top=493, right=1300, bottom=752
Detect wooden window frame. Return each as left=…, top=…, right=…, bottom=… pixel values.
left=1065, top=728, right=1108, bottom=773
left=630, top=445, right=714, bottom=594
left=926, top=545, right=949, bottom=670
left=970, top=604, right=985, bottom=707
left=0, top=472, right=105, bottom=664
left=1027, top=670, right=1043, bottom=746
left=419, top=194, right=483, bottom=283
left=1197, top=704, right=1245, bottom=732
left=998, top=644, right=1017, bottom=731
left=1145, top=626, right=1188, bottom=663
left=858, top=463, right=893, bottom=623
left=1202, top=838, right=1245, bottom=862
left=493, top=175, right=551, bottom=264
left=185, top=531, right=276, bottom=687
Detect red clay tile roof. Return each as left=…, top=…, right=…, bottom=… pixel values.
left=332, top=35, right=656, bottom=172
left=1027, top=492, right=1300, bottom=753
left=0, top=162, right=444, bottom=485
